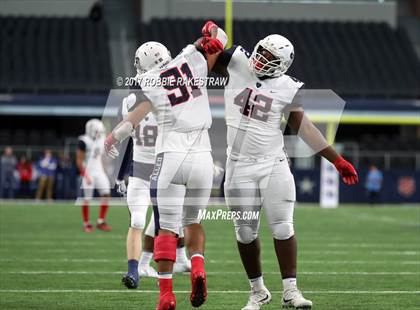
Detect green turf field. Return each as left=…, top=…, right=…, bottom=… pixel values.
left=0, top=203, right=419, bottom=310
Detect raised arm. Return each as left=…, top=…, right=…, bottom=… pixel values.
left=194, top=20, right=228, bottom=71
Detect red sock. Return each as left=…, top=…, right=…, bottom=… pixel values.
left=82, top=204, right=89, bottom=224
left=158, top=277, right=173, bottom=295
left=98, top=204, right=109, bottom=221
left=191, top=254, right=205, bottom=272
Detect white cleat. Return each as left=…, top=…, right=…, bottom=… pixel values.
left=173, top=259, right=191, bottom=273
left=282, top=289, right=312, bottom=309
left=241, top=287, right=272, bottom=310
left=137, top=265, right=158, bottom=278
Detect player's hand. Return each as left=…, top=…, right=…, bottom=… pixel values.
left=84, top=174, right=92, bottom=186
left=104, top=133, right=119, bottom=159
left=213, top=164, right=225, bottom=179
left=80, top=168, right=92, bottom=185
left=201, top=36, right=224, bottom=54
left=115, top=179, right=127, bottom=197
left=333, top=156, right=358, bottom=185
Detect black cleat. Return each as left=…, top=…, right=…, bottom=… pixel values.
left=122, top=273, right=139, bottom=289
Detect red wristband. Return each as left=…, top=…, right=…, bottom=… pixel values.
left=333, top=156, right=344, bottom=167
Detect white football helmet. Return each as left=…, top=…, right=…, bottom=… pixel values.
left=85, top=119, right=105, bottom=140
left=134, top=41, right=172, bottom=75
left=249, top=34, right=295, bottom=77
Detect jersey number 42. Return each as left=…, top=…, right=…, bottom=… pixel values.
left=234, top=88, right=272, bottom=122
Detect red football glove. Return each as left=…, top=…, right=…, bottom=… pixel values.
left=201, top=36, right=224, bottom=54
left=202, top=20, right=217, bottom=37
left=333, top=156, right=358, bottom=185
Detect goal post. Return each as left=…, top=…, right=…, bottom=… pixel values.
left=225, top=0, right=233, bottom=49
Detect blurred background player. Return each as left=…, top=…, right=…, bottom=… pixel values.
left=0, top=146, right=17, bottom=199
left=35, top=149, right=57, bottom=201
left=116, top=62, right=191, bottom=289
left=105, top=23, right=227, bottom=309
left=77, top=119, right=112, bottom=232
left=209, top=33, right=358, bottom=309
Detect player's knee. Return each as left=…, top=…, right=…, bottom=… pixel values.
left=271, top=222, right=294, bottom=240
left=130, top=211, right=146, bottom=230
left=182, top=217, right=200, bottom=227
left=235, top=226, right=258, bottom=244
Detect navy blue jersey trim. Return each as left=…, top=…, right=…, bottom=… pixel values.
left=117, top=138, right=133, bottom=181
left=150, top=153, right=164, bottom=236
left=215, top=45, right=238, bottom=68
left=77, top=140, right=86, bottom=151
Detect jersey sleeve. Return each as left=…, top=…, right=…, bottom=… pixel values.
left=215, top=45, right=238, bottom=69
left=213, top=45, right=250, bottom=78
left=121, top=93, right=138, bottom=117
left=183, top=44, right=208, bottom=76
left=77, top=139, right=86, bottom=151
left=117, top=138, right=133, bottom=181
left=127, top=85, right=152, bottom=112
left=289, top=85, right=306, bottom=110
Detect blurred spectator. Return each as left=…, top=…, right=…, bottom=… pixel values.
left=365, top=165, right=383, bottom=205
left=0, top=146, right=17, bottom=198
left=16, top=156, right=32, bottom=198
left=35, top=149, right=57, bottom=200
left=55, top=153, right=75, bottom=199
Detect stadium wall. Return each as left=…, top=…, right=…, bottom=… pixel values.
left=142, top=0, right=397, bottom=27
left=0, top=0, right=397, bottom=27
left=294, top=169, right=419, bottom=204
left=0, top=0, right=97, bottom=16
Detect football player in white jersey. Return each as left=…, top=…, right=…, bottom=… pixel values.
left=105, top=22, right=227, bottom=310
left=116, top=88, right=191, bottom=289
left=76, top=119, right=112, bottom=232
left=208, top=34, right=358, bottom=309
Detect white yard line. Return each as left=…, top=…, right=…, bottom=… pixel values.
left=2, top=271, right=419, bottom=276
left=208, top=259, right=420, bottom=265
left=0, top=289, right=418, bottom=294
left=2, top=234, right=418, bottom=246
left=1, top=248, right=418, bottom=255
left=2, top=241, right=418, bottom=249
left=0, top=258, right=418, bottom=265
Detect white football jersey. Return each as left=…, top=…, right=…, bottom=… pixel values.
left=223, top=45, right=304, bottom=160
left=121, top=94, right=157, bottom=164
left=138, top=44, right=212, bottom=154
left=78, top=134, right=106, bottom=173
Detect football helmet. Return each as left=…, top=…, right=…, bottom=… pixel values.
left=85, top=119, right=105, bottom=140
left=249, top=34, right=294, bottom=77
left=134, top=41, right=172, bottom=75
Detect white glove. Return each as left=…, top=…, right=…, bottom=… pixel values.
left=107, top=144, right=120, bottom=159
left=213, top=164, right=225, bottom=179
left=104, top=133, right=120, bottom=159
left=115, top=179, right=127, bottom=196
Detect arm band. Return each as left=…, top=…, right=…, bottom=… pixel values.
left=112, top=121, right=134, bottom=142
left=216, top=28, right=228, bottom=49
